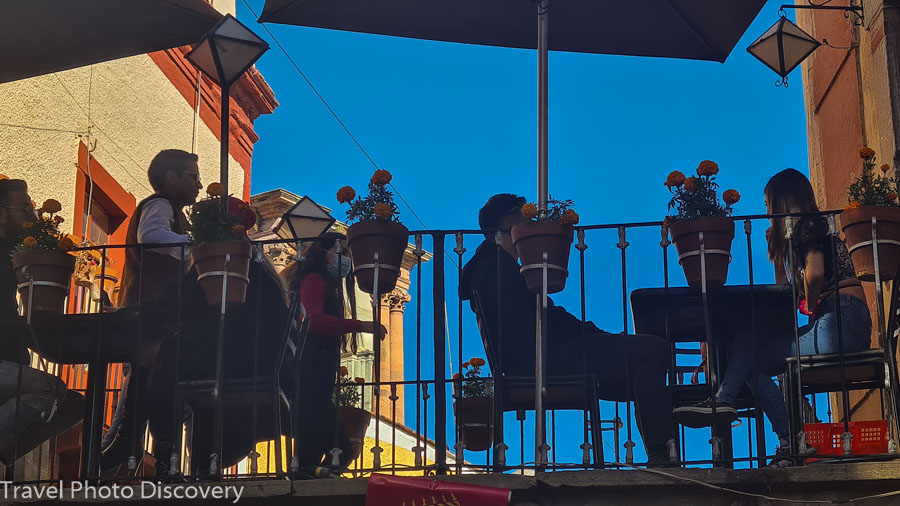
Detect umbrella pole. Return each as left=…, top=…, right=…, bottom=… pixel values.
left=537, top=0, right=549, bottom=213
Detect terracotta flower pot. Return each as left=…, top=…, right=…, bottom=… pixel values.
left=13, top=250, right=75, bottom=316
left=453, top=396, right=494, bottom=452
left=338, top=406, right=372, bottom=461
left=669, top=216, right=735, bottom=290
left=347, top=220, right=409, bottom=295
left=510, top=221, right=574, bottom=294
left=191, top=241, right=252, bottom=307
left=841, top=206, right=900, bottom=282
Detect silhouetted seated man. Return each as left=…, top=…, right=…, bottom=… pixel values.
left=0, top=178, right=83, bottom=465
left=459, top=194, right=674, bottom=464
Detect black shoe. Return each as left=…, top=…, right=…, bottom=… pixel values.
left=766, top=444, right=817, bottom=468
left=673, top=398, right=738, bottom=428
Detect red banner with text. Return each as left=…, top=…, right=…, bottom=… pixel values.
left=366, top=474, right=510, bottom=506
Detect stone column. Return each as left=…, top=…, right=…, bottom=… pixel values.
left=386, top=290, right=411, bottom=423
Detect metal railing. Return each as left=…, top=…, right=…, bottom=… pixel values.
left=4, top=211, right=900, bottom=483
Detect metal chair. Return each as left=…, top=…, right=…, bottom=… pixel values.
left=784, top=272, right=900, bottom=460
left=470, top=290, right=604, bottom=468
left=177, top=293, right=308, bottom=477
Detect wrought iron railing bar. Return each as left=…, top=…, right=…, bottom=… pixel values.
left=432, top=233, right=448, bottom=474
left=414, top=234, right=424, bottom=473
left=744, top=219, right=766, bottom=469
left=454, top=232, right=465, bottom=473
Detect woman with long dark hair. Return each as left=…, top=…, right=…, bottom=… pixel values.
left=676, top=169, right=871, bottom=466
left=282, top=234, right=385, bottom=474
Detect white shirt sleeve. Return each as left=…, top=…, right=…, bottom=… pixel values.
left=136, top=199, right=190, bottom=259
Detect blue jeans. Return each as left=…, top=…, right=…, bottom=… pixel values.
left=717, top=294, right=871, bottom=440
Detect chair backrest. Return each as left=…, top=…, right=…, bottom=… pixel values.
left=887, top=269, right=900, bottom=351
left=275, top=292, right=306, bottom=372
left=470, top=290, right=500, bottom=376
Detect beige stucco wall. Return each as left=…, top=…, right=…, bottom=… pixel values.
left=0, top=53, right=243, bottom=235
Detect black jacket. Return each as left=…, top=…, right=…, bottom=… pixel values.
left=459, top=240, right=599, bottom=375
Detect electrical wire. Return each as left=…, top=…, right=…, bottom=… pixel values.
left=602, top=462, right=900, bottom=504
left=0, top=122, right=84, bottom=134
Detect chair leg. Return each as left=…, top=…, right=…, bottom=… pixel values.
left=784, top=363, right=801, bottom=463
left=590, top=401, right=603, bottom=467
left=274, top=389, right=284, bottom=478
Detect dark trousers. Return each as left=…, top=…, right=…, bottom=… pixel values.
left=548, top=332, right=673, bottom=450
left=295, top=334, right=350, bottom=468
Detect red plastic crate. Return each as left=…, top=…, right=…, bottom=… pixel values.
left=804, top=420, right=889, bottom=456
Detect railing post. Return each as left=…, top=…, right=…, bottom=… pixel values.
left=432, top=233, right=448, bottom=474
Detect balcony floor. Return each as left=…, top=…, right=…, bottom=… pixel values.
left=6, top=461, right=900, bottom=505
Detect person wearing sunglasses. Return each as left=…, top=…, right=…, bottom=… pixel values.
left=0, top=177, right=84, bottom=466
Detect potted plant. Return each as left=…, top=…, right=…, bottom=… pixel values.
left=511, top=198, right=579, bottom=294
left=336, top=170, right=408, bottom=295
left=841, top=147, right=900, bottom=282
left=664, top=160, right=741, bottom=290
left=12, top=199, right=76, bottom=315
left=335, top=366, right=371, bottom=462
left=189, top=183, right=257, bottom=307
left=452, top=358, right=493, bottom=452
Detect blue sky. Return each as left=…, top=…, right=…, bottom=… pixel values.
left=239, top=0, right=816, bottom=468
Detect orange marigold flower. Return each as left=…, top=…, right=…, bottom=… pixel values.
left=354, top=377, right=366, bottom=384
left=470, top=358, right=486, bottom=367
left=683, top=177, right=700, bottom=192
left=57, top=237, right=75, bottom=252
left=697, top=160, right=719, bottom=177
left=22, top=236, right=37, bottom=248
left=40, top=199, right=62, bottom=214
left=340, top=365, right=349, bottom=376
left=374, top=202, right=392, bottom=219
left=723, top=189, right=741, bottom=206
left=206, top=182, right=225, bottom=197
left=560, top=209, right=580, bottom=225
left=881, top=164, right=891, bottom=173
left=664, top=170, right=686, bottom=188
left=52, top=215, right=65, bottom=225
left=845, top=200, right=861, bottom=210
left=336, top=186, right=356, bottom=204
left=452, top=372, right=463, bottom=380
left=231, top=225, right=245, bottom=235
left=888, top=192, right=898, bottom=201
left=461, top=361, right=470, bottom=369
left=859, top=147, right=876, bottom=159
left=371, top=169, right=393, bottom=186
left=0, top=174, right=7, bottom=181
left=521, top=203, right=538, bottom=219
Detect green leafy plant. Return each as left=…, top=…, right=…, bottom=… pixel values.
left=13, top=199, right=75, bottom=255
left=335, top=169, right=401, bottom=224
left=189, top=183, right=256, bottom=245
left=334, top=366, right=365, bottom=408
left=846, top=148, right=898, bottom=209
left=453, top=358, right=493, bottom=399
left=520, top=197, right=579, bottom=225
left=664, top=160, right=740, bottom=226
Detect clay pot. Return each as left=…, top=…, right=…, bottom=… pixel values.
left=453, top=396, right=494, bottom=452
left=346, top=220, right=409, bottom=295
left=510, top=221, right=574, bottom=294
left=669, top=216, right=735, bottom=290
left=841, top=206, right=900, bottom=282
left=13, top=250, right=75, bottom=315
left=338, top=406, right=372, bottom=461
left=191, top=241, right=252, bottom=307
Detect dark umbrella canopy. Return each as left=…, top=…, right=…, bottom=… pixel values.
left=1, top=0, right=222, bottom=84
left=260, top=0, right=765, bottom=62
